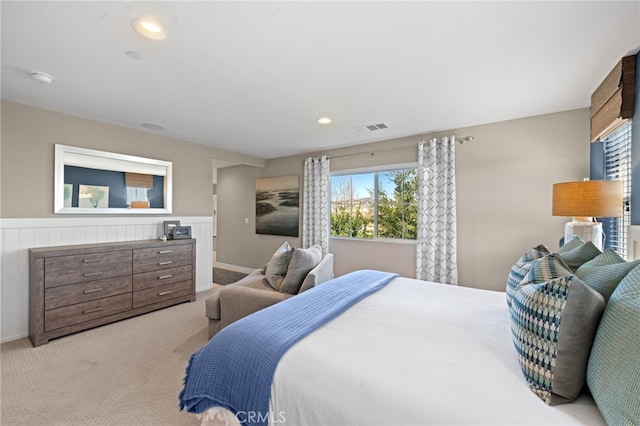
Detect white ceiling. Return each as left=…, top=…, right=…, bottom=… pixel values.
left=2, top=1, right=639, bottom=160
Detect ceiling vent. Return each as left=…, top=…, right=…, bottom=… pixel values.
left=355, top=122, right=389, bottom=133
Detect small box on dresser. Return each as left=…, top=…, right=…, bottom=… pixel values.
left=29, top=238, right=196, bottom=346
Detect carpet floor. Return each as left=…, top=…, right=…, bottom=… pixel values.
left=1, top=290, right=215, bottom=426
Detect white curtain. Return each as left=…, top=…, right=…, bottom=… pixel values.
left=416, top=137, right=458, bottom=284
left=302, top=156, right=330, bottom=254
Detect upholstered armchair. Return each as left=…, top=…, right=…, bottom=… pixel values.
left=205, top=245, right=333, bottom=339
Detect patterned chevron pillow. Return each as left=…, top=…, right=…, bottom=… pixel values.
left=505, top=245, right=549, bottom=307
left=511, top=274, right=605, bottom=405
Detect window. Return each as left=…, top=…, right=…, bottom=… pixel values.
left=602, top=120, right=632, bottom=258
left=330, top=168, right=418, bottom=240
left=127, top=187, right=149, bottom=206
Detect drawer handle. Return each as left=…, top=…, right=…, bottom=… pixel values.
left=158, top=250, right=173, bottom=254
left=83, top=272, right=104, bottom=277
left=83, top=259, right=101, bottom=264
left=83, top=288, right=104, bottom=294
left=158, top=261, right=173, bottom=266
left=158, top=290, right=173, bottom=296
left=83, top=307, right=103, bottom=314
left=158, top=274, right=173, bottom=280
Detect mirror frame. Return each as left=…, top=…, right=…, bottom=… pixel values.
left=54, top=144, right=173, bottom=214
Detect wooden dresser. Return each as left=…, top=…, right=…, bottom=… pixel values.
left=29, top=239, right=196, bottom=346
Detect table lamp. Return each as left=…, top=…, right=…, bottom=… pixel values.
left=552, top=179, right=623, bottom=250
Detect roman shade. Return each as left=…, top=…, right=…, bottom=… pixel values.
left=125, top=172, right=154, bottom=189
left=590, top=55, right=636, bottom=142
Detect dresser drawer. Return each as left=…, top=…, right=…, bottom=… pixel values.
left=133, top=244, right=192, bottom=273
left=45, top=293, right=132, bottom=332
left=133, top=281, right=192, bottom=308
left=45, top=276, right=133, bottom=310
left=133, top=265, right=192, bottom=291
left=45, top=251, right=132, bottom=288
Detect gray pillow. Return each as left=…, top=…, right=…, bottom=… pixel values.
left=576, top=249, right=640, bottom=302
left=511, top=274, right=605, bottom=405
left=280, top=245, right=322, bottom=294
left=264, top=242, right=294, bottom=290
left=587, top=265, right=640, bottom=425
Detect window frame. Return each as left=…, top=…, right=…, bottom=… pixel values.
left=330, top=163, right=418, bottom=243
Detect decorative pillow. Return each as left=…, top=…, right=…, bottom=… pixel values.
left=519, top=253, right=573, bottom=284
left=558, top=236, right=585, bottom=253
left=557, top=240, right=601, bottom=271
left=280, top=245, right=323, bottom=294
left=505, top=245, right=550, bottom=307
left=510, top=275, right=605, bottom=405
left=575, top=249, right=640, bottom=302
left=587, top=265, right=640, bottom=425
left=264, top=242, right=295, bottom=290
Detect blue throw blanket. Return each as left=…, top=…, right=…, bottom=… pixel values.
left=179, top=269, right=398, bottom=425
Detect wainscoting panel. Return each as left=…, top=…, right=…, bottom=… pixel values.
left=0, top=216, right=212, bottom=343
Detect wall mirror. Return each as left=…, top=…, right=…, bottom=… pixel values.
left=54, top=144, right=172, bottom=214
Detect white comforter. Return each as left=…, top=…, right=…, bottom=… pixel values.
left=204, top=277, right=605, bottom=425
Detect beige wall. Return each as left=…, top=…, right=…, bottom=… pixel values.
left=0, top=100, right=263, bottom=218
left=217, top=108, right=590, bottom=292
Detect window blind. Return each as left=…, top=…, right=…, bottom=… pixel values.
left=603, top=120, right=632, bottom=258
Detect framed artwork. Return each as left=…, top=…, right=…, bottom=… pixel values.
left=78, top=184, right=109, bottom=208
left=256, top=175, right=299, bottom=237
left=172, top=226, right=192, bottom=239
left=163, top=220, right=180, bottom=239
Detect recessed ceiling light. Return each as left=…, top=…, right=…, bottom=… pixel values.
left=30, top=72, right=54, bottom=84
left=141, top=122, right=165, bottom=131
left=132, top=18, right=165, bottom=40
left=317, top=117, right=332, bottom=124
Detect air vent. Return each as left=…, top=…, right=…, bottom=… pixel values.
left=355, top=122, right=390, bottom=133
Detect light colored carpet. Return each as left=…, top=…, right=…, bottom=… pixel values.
left=1, top=290, right=215, bottom=426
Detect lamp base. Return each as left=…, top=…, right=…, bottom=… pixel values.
left=564, top=216, right=603, bottom=250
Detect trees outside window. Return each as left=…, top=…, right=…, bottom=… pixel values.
left=330, top=168, right=417, bottom=240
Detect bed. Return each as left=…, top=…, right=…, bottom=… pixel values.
left=180, top=267, right=618, bottom=426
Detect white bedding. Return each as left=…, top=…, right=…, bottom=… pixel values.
left=203, top=277, right=606, bottom=425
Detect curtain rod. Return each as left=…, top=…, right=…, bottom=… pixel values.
left=327, top=135, right=474, bottom=161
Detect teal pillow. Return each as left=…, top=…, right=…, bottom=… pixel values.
left=264, top=242, right=294, bottom=290
left=576, top=249, right=640, bottom=301
left=505, top=245, right=549, bottom=307
left=511, top=275, right=605, bottom=405
left=557, top=240, right=601, bottom=271
left=587, top=266, right=640, bottom=425
left=558, top=236, right=585, bottom=253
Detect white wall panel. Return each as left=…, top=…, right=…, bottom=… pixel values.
left=0, top=216, right=212, bottom=343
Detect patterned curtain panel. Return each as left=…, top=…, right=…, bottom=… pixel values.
left=302, top=156, right=330, bottom=254
left=416, top=137, right=458, bottom=284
